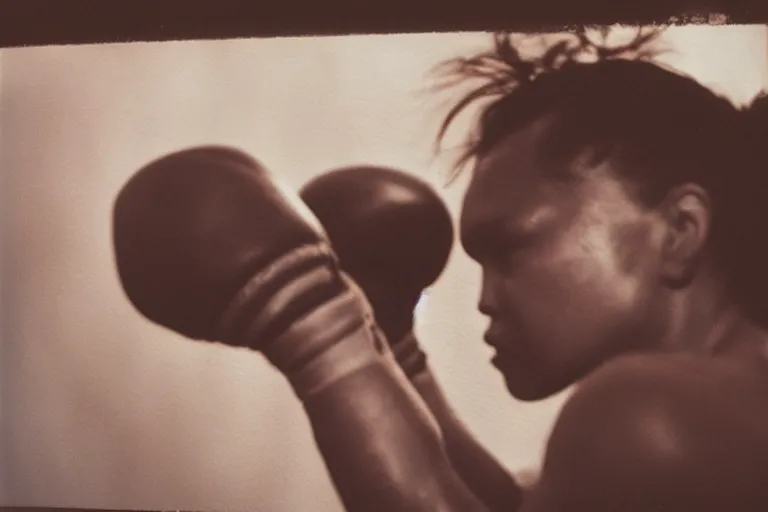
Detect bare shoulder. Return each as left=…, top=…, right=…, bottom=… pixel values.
left=568, top=351, right=768, bottom=423
left=580, top=352, right=768, bottom=426
left=523, top=353, right=768, bottom=511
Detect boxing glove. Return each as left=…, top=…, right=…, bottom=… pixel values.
left=300, top=165, right=453, bottom=347
left=112, top=146, right=488, bottom=512
left=300, top=166, right=522, bottom=511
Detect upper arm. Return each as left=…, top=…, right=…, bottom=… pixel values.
left=517, top=355, right=745, bottom=512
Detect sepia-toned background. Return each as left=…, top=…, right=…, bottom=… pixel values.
left=2, top=26, right=768, bottom=511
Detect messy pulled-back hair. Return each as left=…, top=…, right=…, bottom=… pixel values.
left=434, top=28, right=768, bottom=325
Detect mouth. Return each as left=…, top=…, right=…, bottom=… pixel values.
left=484, top=329, right=507, bottom=366
left=483, top=324, right=505, bottom=350
left=490, top=353, right=505, bottom=370
left=484, top=326, right=529, bottom=366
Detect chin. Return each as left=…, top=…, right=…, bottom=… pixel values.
left=498, top=363, right=570, bottom=402
left=504, top=379, right=559, bottom=402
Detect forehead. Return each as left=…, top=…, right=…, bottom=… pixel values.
left=476, top=115, right=557, bottom=187
left=460, top=116, right=635, bottom=244
left=460, top=115, right=566, bottom=233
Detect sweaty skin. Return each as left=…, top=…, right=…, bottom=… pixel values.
left=460, top=114, right=768, bottom=511
left=522, top=353, right=768, bottom=511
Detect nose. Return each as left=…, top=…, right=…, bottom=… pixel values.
left=477, top=268, right=499, bottom=318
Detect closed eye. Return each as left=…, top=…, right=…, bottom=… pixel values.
left=462, top=215, right=542, bottom=267
left=465, top=234, right=529, bottom=271
left=490, top=232, right=544, bottom=275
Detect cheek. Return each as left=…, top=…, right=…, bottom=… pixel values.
left=509, top=221, right=656, bottom=333
left=554, top=221, right=654, bottom=308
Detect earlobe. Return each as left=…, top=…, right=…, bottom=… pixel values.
left=658, top=184, right=711, bottom=286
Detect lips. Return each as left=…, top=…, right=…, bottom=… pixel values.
left=484, top=324, right=530, bottom=363
left=483, top=323, right=506, bottom=349
left=484, top=327, right=505, bottom=367
left=485, top=328, right=513, bottom=364
left=484, top=335, right=501, bottom=353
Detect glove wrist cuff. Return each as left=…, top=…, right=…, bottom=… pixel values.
left=391, top=330, right=428, bottom=379
left=216, top=244, right=387, bottom=376
left=216, top=243, right=339, bottom=343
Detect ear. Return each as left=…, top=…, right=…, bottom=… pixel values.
left=657, top=183, right=711, bottom=286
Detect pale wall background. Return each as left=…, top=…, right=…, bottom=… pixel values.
left=2, top=26, right=767, bottom=511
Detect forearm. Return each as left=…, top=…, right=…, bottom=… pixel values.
left=395, top=331, right=524, bottom=512
left=230, top=281, right=489, bottom=512
left=304, top=342, right=488, bottom=512
left=413, top=370, right=524, bottom=511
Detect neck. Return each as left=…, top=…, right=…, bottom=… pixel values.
left=658, top=274, right=752, bottom=355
